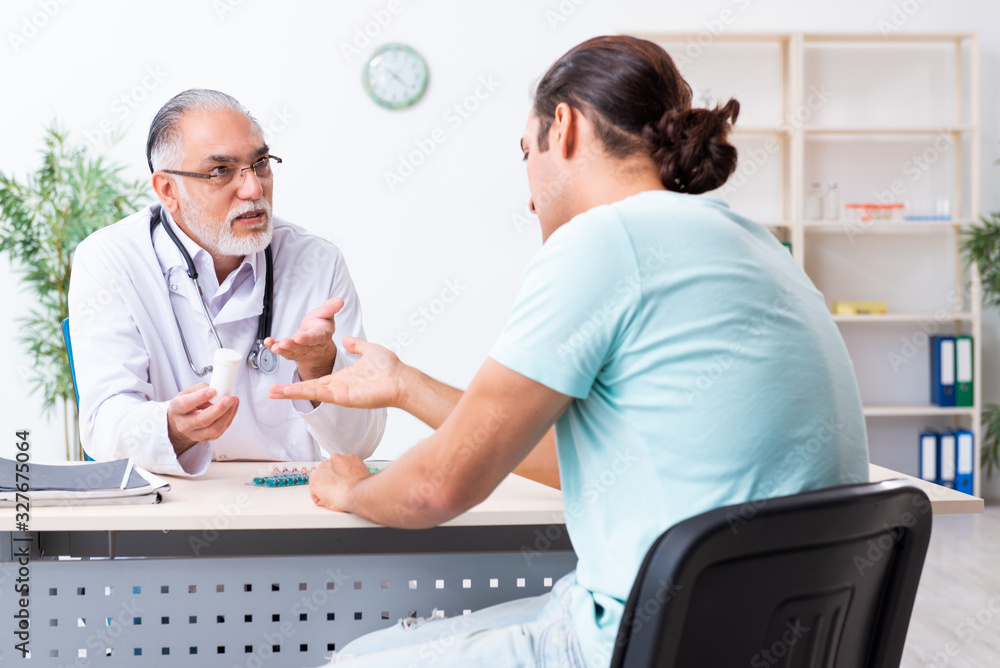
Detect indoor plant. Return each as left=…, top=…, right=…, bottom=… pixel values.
left=0, top=123, right=148, bottom=460
left=963, top=209, right=1000, bottom=477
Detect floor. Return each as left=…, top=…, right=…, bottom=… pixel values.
left=901, top=501, right=1000, bottom=667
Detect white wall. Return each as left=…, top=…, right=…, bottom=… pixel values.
left=2, top=0, right=999, bottom=494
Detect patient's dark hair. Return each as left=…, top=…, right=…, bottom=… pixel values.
left=532, top=35, right=739, bottom=195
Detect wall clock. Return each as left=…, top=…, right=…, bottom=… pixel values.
left=363, top=43, right=429, bottom=110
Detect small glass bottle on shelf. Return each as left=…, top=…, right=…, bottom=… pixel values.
left=824, top=182, right=840, bottom=220
left=806, top=182, right=823, bottom=220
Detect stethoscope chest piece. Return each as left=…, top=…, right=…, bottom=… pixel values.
left=248, top=343, right=279, bottom=374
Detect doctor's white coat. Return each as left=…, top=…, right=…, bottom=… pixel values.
left=68, top=204, right=386, bottom=476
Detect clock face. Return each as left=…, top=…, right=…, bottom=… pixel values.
left=363, top=43, right=429, bottom=110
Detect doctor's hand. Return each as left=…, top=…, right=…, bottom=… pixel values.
left=308, top=454, right=372, bottom=512
left=167, top=383, right=239, bottom=455
left=269, top=337, right=406, bottom=409
left=265, top=297, right=343, bottom=382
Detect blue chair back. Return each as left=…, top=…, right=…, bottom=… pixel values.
left=62, top=317, right=93, bottom=461
left=61, top=317, right=79, bottom=405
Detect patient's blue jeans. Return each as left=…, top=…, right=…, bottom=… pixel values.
left=316, top=571, right=586, bottom=667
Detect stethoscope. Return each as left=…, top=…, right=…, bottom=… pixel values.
left=150, top=206, right=278, bottom=376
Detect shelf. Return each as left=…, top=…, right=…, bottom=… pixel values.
left=732, top=127, right=792, bottom=136
left=648, top=32, right=972, bottom=45
left=802, top=33, right=973, bottom=44
left=833, top=312, right=974, bottom=323
left=641, top=31, right=982, bottom=496
left=804, top=127, right=974, bottom=136
left=802, top=219, right=974, bottom=233
left=863, top=405, right=976, bottom=417
left=646, top=32, right=792, bottom=45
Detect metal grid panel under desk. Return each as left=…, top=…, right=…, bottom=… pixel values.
left=0, top=550, right=576, bottom=666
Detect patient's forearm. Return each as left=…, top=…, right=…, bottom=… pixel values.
left=398, top=365, right=464, bottom=429
left=513, top=427, right=561, bottom=489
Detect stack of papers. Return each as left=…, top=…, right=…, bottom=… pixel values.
left=0, top=458, right=170, bottom=506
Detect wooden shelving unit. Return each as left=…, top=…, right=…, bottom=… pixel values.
left=641, top=32, right=983, bottom=495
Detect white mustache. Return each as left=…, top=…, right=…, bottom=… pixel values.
left=228, top=199, right=272, bottom=226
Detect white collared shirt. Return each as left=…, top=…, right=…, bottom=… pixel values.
left=68, top=204, right=386, bottom=476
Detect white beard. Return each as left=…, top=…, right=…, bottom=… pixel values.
left=175, top=183, right=273, bottom=257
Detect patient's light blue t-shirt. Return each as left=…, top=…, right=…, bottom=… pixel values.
left=489, top=190, right=869, bottom=667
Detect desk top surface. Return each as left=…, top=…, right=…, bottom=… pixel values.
left=868, top=463, right=984, bottom=515
left=1, top=462, right=981, bottom=532
left=4, top=462, right=566, bottom=532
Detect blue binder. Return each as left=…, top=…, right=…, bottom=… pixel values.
left=955, top=429, right=975, bottom=495
left=938, top=432, right=957, bottom=489
left=918, top=431, right=939, bottom=484
left=930, top=336, right=956, bottom=406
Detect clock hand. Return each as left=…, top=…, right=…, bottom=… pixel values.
left=386, top=68, right=407, bottom=87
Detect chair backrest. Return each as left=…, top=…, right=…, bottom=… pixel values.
left=609, top=480, right=932, bottom=668
left=62, top=317, right=80, bottom=405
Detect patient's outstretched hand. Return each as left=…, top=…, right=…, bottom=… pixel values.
left=269, top=336, right=405, bottom=409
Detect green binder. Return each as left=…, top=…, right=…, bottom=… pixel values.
left=955, top=335, right=974, bottom=407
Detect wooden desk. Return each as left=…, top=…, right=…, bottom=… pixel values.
left=868, top=463, right=984, bottom=515
left=0, top=464, right=574, bottom=667
left=6, top=462, right=978, bottom=535
left=16, top=461, right=566, bottom=532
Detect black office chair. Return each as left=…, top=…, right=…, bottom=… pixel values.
left=609, top=479, right=932, bottom=668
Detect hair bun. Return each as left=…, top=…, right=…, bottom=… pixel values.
left=643, top=98, right=740, bottom=195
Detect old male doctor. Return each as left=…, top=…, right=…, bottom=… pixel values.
left=68, top=89, right=385, bottom=476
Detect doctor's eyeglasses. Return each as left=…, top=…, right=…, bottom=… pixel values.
left=161, top=155, right=282, bottom=189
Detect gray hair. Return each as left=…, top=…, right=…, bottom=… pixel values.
left=146, top=89, right=263, bottom=172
